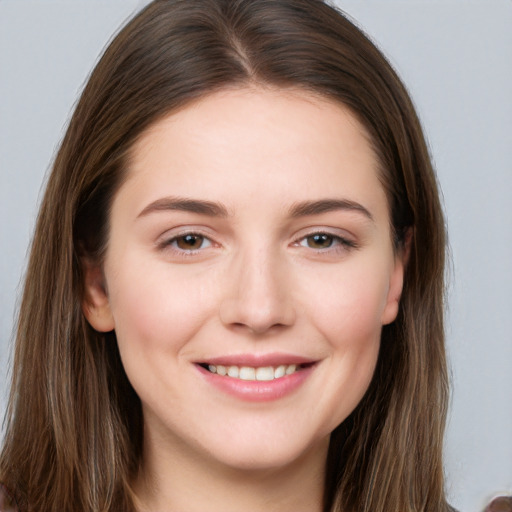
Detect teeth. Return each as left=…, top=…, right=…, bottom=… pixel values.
left=227, top=366, right=239, bottom=378
left=239, top=367, right=256, bottom=380
left=205, top=363, right=301, bottom=380
left=255, top=366, right=274, bottom=381
left=285, top=364, right=297, bottom=375
left=274, top=365, right=286, bottom=379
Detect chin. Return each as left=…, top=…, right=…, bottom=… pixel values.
left=198, top=430, right=330, bottom=473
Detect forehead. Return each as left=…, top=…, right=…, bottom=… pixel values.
left=120, top=87, right=387, bottom=220
left=132, top=86, right=374, bottom=158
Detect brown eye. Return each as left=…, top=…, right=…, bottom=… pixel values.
left=305, top=233, right=334, bottom=249
left=298, top=232, right=356, bottom=252
left=174, top=234, right=208, bottom=250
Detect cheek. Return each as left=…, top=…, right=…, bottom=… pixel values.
left=106, top=255, right=218, bottom=360
left=297, top=260, right=390, bottom=428
left=304, top=262, right=391, bottom=345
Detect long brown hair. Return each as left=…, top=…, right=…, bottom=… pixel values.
left=1, top=1, right=450, bottom=511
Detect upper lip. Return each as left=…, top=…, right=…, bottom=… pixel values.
left=196, top=353, right=317, bottom=367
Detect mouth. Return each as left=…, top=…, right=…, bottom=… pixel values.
left=197, top=362, right=314, bottom=381
left=195, top=356, right=317, bottom=401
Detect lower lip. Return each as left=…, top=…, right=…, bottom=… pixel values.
left=196, top=364, right=315, bottom=402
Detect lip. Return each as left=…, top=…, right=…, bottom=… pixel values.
left=197, top=352, right=316, bottom=367
left=195, top=354, right=318, bottom=403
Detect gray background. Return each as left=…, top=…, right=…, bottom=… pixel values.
left=0, top=1, right=511, bottom=510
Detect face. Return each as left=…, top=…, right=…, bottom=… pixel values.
left=84, top=88, right=404, bottom=472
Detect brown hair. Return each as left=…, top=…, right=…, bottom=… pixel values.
left=0, top=1, right=450, bottom=511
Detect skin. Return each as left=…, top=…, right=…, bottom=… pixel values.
left=84, top=87, right=405, bottom=512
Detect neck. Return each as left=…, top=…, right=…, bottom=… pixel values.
left=133, top=428, right=328, bottom=512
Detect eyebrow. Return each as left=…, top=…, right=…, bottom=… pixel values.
left=137, top=196, right=373, bottom=222
left=137, top=197, right=229, bottom=218
left=289, top=199, right=374, bottom=221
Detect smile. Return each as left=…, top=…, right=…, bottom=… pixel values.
left=195, top=359, right=316, bottom=402
left=202, top=363, right=302, bottom=381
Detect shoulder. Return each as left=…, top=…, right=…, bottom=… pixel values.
left=0, top=484, right=18, bottom=512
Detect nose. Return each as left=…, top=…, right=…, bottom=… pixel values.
left=219, top=247, right=296, bottom=335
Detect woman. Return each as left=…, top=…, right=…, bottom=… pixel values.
left=0, top=0, right=453, bottom=510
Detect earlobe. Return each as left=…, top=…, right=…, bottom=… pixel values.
left=82, top=260, right=115, bottom=332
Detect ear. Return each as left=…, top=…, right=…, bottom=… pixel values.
left=381, top=228, right=412, bottom=326
left=82, top=259, right=115, bottom=332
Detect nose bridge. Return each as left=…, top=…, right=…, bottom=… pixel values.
left=241, top=244, right=280, bottom=302
left=220, top=239, right=295, bottom=333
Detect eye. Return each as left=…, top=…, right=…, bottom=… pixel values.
left=297, top=232, right=357, bottom=251
left=168, top=233, right=212, bottom=251
left=302, top=233, right=336, bottom=249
